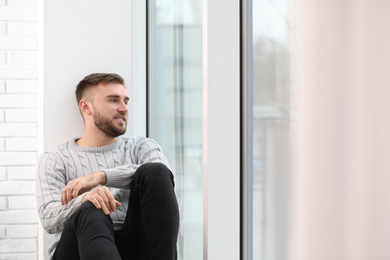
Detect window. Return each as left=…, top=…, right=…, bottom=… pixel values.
left=251, top=0, right=295, bottom=259
left=147, top=1, right=203, bottom=259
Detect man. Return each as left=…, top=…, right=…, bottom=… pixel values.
left=36, top=73, right=179, bottom=260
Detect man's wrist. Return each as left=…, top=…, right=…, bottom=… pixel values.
left=99, top=171, right=107, bottom=185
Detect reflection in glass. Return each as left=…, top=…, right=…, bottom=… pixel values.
left=252, top=0, right=294, bottom=259
left=148, top=1, right=203, bottom=259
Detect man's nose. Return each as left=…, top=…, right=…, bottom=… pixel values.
left=118, top=101, right=128, bottom=113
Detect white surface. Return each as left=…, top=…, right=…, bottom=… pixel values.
left=203, top=0, right=241, bottom=259
left=0, top=1, right=39, bottom=259
left=43, top=0, right=133, bottom=151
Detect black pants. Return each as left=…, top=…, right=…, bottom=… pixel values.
left=53, top=163, right=180, bottom=260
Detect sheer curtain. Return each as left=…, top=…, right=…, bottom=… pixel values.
left=290, top=1, right=390, bottom=259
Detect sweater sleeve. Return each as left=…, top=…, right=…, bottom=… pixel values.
left=36, top=152, right=86, bottom=234
left=103, top=137, right=171, bottom=189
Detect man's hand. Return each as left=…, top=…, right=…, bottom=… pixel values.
left=82, top=186, right=122, bottom=215
left=61, top=171, right=107, bottom=205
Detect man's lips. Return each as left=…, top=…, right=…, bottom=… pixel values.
left=114, top=115, right=127, bottom=122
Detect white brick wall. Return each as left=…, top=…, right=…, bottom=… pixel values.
left=7, top=80, right=37, bottom=93
left=0, top=226, right=5, bottom=239
left=0, top=1, right=38, bottom=259
left=7, top=225, right=37, bottom=238
left=0, top=168, right=6, bottom=181
left=7, top=167, right=35, bottom=180
left=8, top=22, right=38, bottom=36
left=0, top=81, right=5, bottom=93
left=6, top=137, right=38, bottom=150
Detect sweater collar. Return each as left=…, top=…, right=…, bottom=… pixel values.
left=69, top=137, right=123, bottom=152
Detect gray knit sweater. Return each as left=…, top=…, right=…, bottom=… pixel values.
left=36, top=136, right=170, bottom=258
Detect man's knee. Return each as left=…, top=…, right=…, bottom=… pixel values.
left=138, top=163, right=172, bottom=178
left=138, top=162, right=170, bottom=173
left=134, top=163, right=174, bottom=187
left=77, top=200, right=101, bottom=215
left=73, top=201, right=113, bottom=227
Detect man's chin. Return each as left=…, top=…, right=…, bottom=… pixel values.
left=115, top=126, right=127, bottom=136
left=100, top=126, right=127, bottom=138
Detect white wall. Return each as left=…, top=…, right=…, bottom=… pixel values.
left=42, top=0, right=133, bottom=259
left=0, top=0, right=38, bottom=259
left=43, top=0, right=133, bottom=151
left=0, top=0, right=39, bottom=259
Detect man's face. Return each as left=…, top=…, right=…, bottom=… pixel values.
left=90, top=83, right=129, bottom=137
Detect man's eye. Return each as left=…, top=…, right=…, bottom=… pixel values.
left=110, top=99, right=118, bottom=103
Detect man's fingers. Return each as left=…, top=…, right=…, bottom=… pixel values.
left=61, top=190, right=65, bottom=205
left=104, top=190, right=118, bottom=212
left=66, top=188, right=72, bottom=204
left=96, top=195, right=110, bottom=215
left=72, top=184, right=82, bottom=199
left=62, top=179, right=77, bottom=204
left=61, top=185, right=72, bottom=205
left=97, top=187, right=119, bottom=214
left=88, top=196, right=102, bottom=210
left=93, top=187, right=112, bottom=215
left=61, top=172, right=107, bottom=206
left=80, top=186, right=118, bottom=215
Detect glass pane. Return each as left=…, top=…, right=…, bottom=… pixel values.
left=148, top=1, right=203, bottom=259
left=252, top=0, right=294, bottom=259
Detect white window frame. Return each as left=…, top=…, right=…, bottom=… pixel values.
left=202, top=0, right=241, bottom=259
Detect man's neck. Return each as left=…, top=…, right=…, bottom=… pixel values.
left=76, top=133, right=117, bottom=148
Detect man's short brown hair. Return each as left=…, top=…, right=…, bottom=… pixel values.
left=75, top=73, right=125, bottom=104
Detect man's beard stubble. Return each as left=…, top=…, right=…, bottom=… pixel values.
left=93, top=110, right=127, bottom=138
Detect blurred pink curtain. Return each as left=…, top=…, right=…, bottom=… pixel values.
left=290, top=1, right=390, bottom=259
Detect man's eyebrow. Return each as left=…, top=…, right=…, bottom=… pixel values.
left=106, top=95, right=130, bottom=101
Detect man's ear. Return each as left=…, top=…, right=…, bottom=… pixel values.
left=79, top=99, right=93, bottom=116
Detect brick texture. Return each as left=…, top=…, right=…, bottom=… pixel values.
left=0, top=22, right=6, bottom=35
left=0, top=65, right=37, bottom=79
left=0, top=7, right=37, bottom=21
left=0, top=81, right=5, bottom=92
left=7, top=51, right=37, bottom=65
left=5, top=109, right=38, bottom=122
left=8, top=0, right=38, bottom=7
left=5, top=137, right=38, bottom=150
left=0, top=1, right=39, bottom=258
left=6, top=80, right=37, bottom=93
left=0, top=123, right=38, bottom=137
left=7, top=166, right=35, bottom=180
left=0, top=226, right=5, bottom=239
left=0, top=210, right=38, bottom=224
left=0, top=239, right=36, bottom=253
left=0, top=94, right=37, bottom=108
left=0, top=197, right=7, bottom=209
left=8, top=196, right=37, bottom=209
left=0, top=253, right=37, bottom=260
left=0, top=181, right=36, bottom=195
left=7, top=225, right=37, bottom=238
left=0, top=152, right=37, bottom=166
left=7, top=22, right=37, bottom=36
left=0, top=51, right=5, bottom=64
left=0, top=36, right=37, bottom=50
left=0, top=139, right=4, bottom=151
left=0, top=167, right=6, bottom=180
